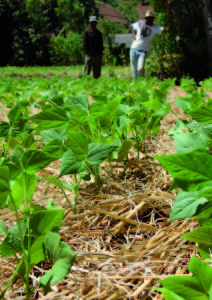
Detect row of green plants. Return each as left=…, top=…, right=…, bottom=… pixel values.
left=1, top=75, right=212, bottom=298
left=0, top=75, right=173, bottom=298
left=153, top=77, right=212, bottom=299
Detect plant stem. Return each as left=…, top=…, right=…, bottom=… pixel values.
left=88, top=115, right=94, bottom=139
left=135, top=127, right=139, bottom=159
left=86, top=163, right=95, bottom=177
left=2, top=194, right=27, bottom=295
left=9, top=194, right=26, bottom=258
left=73, top=174, right=80, bottom=214
left=94, top=165, right=99, bottom=188
left=23, top=173, right=31, bottom=300
left=29, top=282, right=40, bottom=295
left=171, top=109, right=180, bottom=120
left=0, top=257, right=25, bottom=300
left=5, top=132, right=12, bottom=156
left=14, top=254, right=26, bottom=285
left=61, top=188, right=72, bottom=210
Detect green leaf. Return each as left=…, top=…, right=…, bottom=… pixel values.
left=0, top=218, right=27, bottom=257
left=202, top=124, right=212, bottom=139
left=46, top=201, right=59, bottom=210
left=0, top=122, right=10, bottom=137
left=68, top=131, right=88, bottom=160
left=168, top=179, right=179, bottom=192
left=0, top=166, right=10, bottom=209
left=175, top=98, right=191, bottom=111
left=195, top=203, right=212, bottom=224
left=49, top=92, right=64, bottom=106
left=22, top=134, right=37, bottom=150
left=22, top=150, right=55, bottom=173
left=89, top=94, right=107, bottom=103
left=6, top=136, right=21, bottom=150
left=89, top=102, right=106, bottom=118
left=168, top=120, right=187, bottom=137
left=209, top=284, right=212, bottom=300
left=0, top=220, right=8, bottom=236
left=87, top=144, right=117, bottom=165
left=170, top=190, right=208, bottom=221
left=30, top=235, right=46, bottom=268
left=8, top=103, right=22, bottom=124
left=143, top=99, right=162, bottom=111
left=159, top=276, right=208, bottom=300
left=174, top=133, right=208, bottom=154
left=13, top=146, right=24, bottom=159
left=81, top=171, right=91, bottom=181
left=30, top=203, right=47, bottom=212
left=68, top=95, right=88, bottom=111
left=154, top=288, right=185, bottom=300
left=186, top=106, right=212, bottom=125
left=40, top=129, right=66, bottom=144
left=30, top=210, right=65, bottom=237
left=37, top=176, right=73, bottom=191
left=199, top=186, right=212, bottom=202
left=189, top=256, right=212, bottom=292
left=2, top=156, right=22, bottom=180
left=68, top=110, right=88, bottom=131
left=118, top=141, right=132, bottom=162
left=155, top=102, right=171, bottom=117
left=8, top=174, right=37, bottom=211
left=198, top=243, right=212, bottom=260
left=18, top=234, right=47, bottom=278
left=117, top=116, right=130, bottom=132
left=154, top=150, right=212, bottom=187
left=140, top=87, right=149, bottom=102
left=106, top=97, right=122, bottom=122
left=40, top=232, right=77, bottom=292
left=30, top=107, right=69, bottom=130
left=59, top=150, right=86, bottom=176
left=182, top=226, right=212, bottom=246
left=43, top=139, right=65, bottom=158
left=129, top=109, right=144, bottom=126
left=148, top=115, right=162, bottom=131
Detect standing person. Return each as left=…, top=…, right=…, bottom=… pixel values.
left=83, top=16, right=104, bottom=79
left=129, top=11, right=165, bottom=79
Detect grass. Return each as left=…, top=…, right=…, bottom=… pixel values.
left=0, top=65, right=132, bottom=79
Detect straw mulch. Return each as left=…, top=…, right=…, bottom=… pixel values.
left=0, top=87, right=199, bottom=299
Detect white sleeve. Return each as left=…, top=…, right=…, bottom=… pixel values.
left=156, top=26, right=164, bottom=34
left=131, top=22, right=138, bottom=31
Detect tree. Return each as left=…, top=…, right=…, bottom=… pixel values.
left=0, top=0, right=99, bottom=66
left=198, top=0, right=212, bottom=75
left=150, top=0, right=208, bottom=80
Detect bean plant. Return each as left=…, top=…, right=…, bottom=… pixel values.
left=153, top=77, right=212, bottom=299
left=0, top=160, right=77, bottom=299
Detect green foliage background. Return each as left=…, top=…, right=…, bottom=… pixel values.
left=0, top=0, right=98, bottom=66
left=149, top=0, right=208, bottom=81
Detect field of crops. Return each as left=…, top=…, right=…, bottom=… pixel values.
left=1, top=69, right=212, bottom=300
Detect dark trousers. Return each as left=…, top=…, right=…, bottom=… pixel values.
left=84, top=55, right=102, bottom=79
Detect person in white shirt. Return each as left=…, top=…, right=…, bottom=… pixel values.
left=129, top=11, right=165, bottom=79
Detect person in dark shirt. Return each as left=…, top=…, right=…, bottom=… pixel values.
left=83, top=16, right=104, bottom=79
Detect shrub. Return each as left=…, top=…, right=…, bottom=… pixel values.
left=50, top=32, right=84, bottom=66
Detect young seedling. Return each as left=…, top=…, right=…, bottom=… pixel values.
left=0, top=159, right=77, bottom=299
left=59, top=131, right=117, bottom=213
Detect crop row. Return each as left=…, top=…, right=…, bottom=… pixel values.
left=154, top=77, right=212, bottom=299
left=0, top=75, right=212, bottom=298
